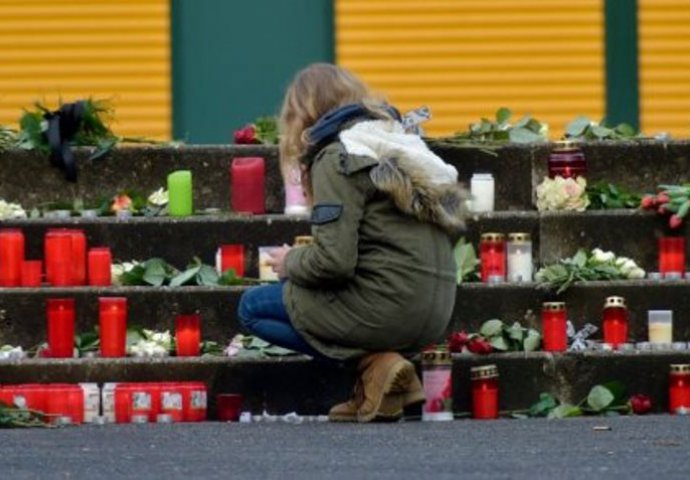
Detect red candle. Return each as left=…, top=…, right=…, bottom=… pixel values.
left=480, top=233, right=506, bottom=282
left=45, top=230, right=73, bottom=286
left=216, top=393, right=243, bottom=422
left=128, top=384, right=153, bottom=420
left=659, top=237, right=685, bottom=275
left=231, top=157, right=265, bottom=214
left=218, top=244, right=245, bottom=277
left=0, top=228, right=25, bottom=287
left=46, top=298, right=76, bottom=358
left=13, top=384, right=48, bottom=414
left=21, top=260, right=42, bottom=287
left=148, top=383, right=162, bottom=422
left=182, top=382, right=208, bottom=422
left=88, top=247, right=112, bottom=286
left=175, top=313, right=201, bottom=357
left=471, top=365, right=499, bottom=419
left=602, top=296, right=628, bottom=347
left=669, top=364, right=690, bottom=414
left=70, top=230, right=87, bottom=285
left=44, top=384, right=82, bottom=424
left=542, top=302, right=568, bottom=352
left=99, top=297, right=127, bottom=357
left=548, top=142, right=587, bottom=179
left=159, top=383, right=184, bottom=422
left=114, top=383, right=132, bottom=423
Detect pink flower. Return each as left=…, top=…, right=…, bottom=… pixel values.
left=233, top=125, right=258, bottom=144
left=640, top=195, right=656, bottom=209
left=656, top=193, right=670, bottom=205
left=670, top=214, right=683, bottom=229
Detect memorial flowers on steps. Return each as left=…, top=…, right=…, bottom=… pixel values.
left=536, top=176, right=590, bottom=212
left=640, top=184, right=690, bottom=229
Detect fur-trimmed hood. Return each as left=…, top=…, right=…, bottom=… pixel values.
left=338, top=119, right=468, bottom=232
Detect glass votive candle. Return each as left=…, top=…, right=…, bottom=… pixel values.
left=46, top=298, right=76, bottom=358
left=21, top=260, right=42, bottom=287
left=258, top=246, right=280, bottom=281
left=542, top=302, right=568, bottom=352
left=470, top=173, right=495, bottom=213
left=602, top=296, right=628, bottom=348
left=284, top=167, right=309, bottom=216
left=480, top=233, right=506, bottom=282
left=216, top=393, right=243, bottom=422
left=421, top=350, right=453, bottom=421
left=175, top=314, right=201, bottom=357
left=648, top=310, right=673, bottom=344
left=99, top=297, right=128, bottom=357
left=471, top=364, right=499, bottom=420
left=669, top=364, right=690, bottom=414
left=507, top=233, right=532, bottom=282
left=547, top=141, right=587, bottom=179
left=659, top=237, right=685, bottom=276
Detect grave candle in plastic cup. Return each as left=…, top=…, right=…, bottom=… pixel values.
left=167, top=170, right=193, bottom=217
left=669, top=364, right=690, bottom=414
left=602, top=296, right=628, bottom=348
left=114, top=383, right=132, bottom=423
left=542, top=302, right=568, bottom=352
left=0, top=228, right=25, bottom=287
left=506, top=233, right=533, bottom=282
left=44, top=384, right=76, bottom=424
left=159, top=383, right=184, bottom=422
left=47, top=298, right=76, bottom=358
left=231, top=157, right=265, bottom=214
left=470, top=173, right=495, bottom=213
left=70, top=230, right=87, bottom=285
left=659, top=237, right=685, bottom=276
left=45, top=230, right=73, bottom=286
left=479, top=233, right=506, bottom=282
left=15, top=384, right=48, bottom=414
left=216, top=245, right=245, bottom=277
left=181, top=382, right=208, bottom=422
left=547, top=142, right=587, bottom=179
left=471, top=365, right=499, bottom=420
left=175, top=314, right=201, bottom=357
left=88, top=247, right=112, bottom=286
left=216, top=393, right=243, bottom=422
left=21, top=260, right=42, bottom=287
left=648, top=310, right=673, bottom=344
left=99, top=297, right=127, bottom=357
left=129, top=384, right=153, bottom=421
left=284, top=167, right=309, bottom=216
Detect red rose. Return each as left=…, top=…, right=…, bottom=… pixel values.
left=447, top=331, right=470, bottom=353
left=670, top=214, right=683, bottom=229
left=629, top=393, right=652, bottom=415
left=233, top=125, right=257, bottom=144
left=640, top=195, right=656, bottom=209
left=467, top=337, right=493, bottom=355
left=658, top=205, right=667, bottom=215
left=656, top=193, right=670, bottom=204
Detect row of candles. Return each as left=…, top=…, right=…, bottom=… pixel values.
left=422, top=354, right=690, bottom=419
left=0, top=382, right=208, bottom=425
left=479, top=233, right=688, bottom=283
left=168, top=157, right=309, bottom=217
left=46, top=298, right=202, bottom=358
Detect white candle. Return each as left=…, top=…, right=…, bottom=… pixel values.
left=648, top=310, right=673, bottom=343
left=470, top=173, right=495, bottom=213
left=507, top=233, right=533, bottom=282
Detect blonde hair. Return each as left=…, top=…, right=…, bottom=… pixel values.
left=278, top=63, right=393, bottom=188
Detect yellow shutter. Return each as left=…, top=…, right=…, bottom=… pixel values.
left=336, top=0, right=605, bottom=138
left=0, top=0, right=170, bottom=139
left=639, top=0, right=690, bottom=136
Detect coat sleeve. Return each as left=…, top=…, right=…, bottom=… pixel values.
left=285, top=145, right=373, bottom=287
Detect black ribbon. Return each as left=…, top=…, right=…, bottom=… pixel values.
left=44, top=100, right=86, bottom=182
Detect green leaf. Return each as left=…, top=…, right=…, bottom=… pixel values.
left=263, top=345, right=297, bottom=356
left=572, top=249, right=588, bottom=268
left=169, top=266, right=201, bottom=287
left=453, top=238, right=480, bottom=284
left=495, top=107, right=511, bottom=125
left=528, top=392, right=558, bottom=417
left=548, top=404, right=582, bottom=419
left=143, top=259, right=168, bottom=287
left=120, top=264, right=147, bottom=286
left=506, top=322, right=524, bottom=342
left=591, top=125, right=612, bottom=138
left=565, top=116, right=591, bottom=137
left=479, top=319, right=504, bottom=337
left=677, top=200, right=690, bottom=219
left=247, top=337, right=270, bottom=349
left=126, top=327, right=144, bottom=347
left=614, top=123, right=636, bottom=137
left=489, top=335, right=509, bottom=351
left=196, top=265, right=219, bottom=286
left=587, top=385, right=615, bottom=412
left=602, top=380, right=627, bottom=406
left=509, top=127, right=544, bottom=143
left=523, top=330, right=542, bottom=352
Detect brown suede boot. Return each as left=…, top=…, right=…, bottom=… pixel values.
left=356, top=352, right=418, bottom=423
left=328, top=395, right=404, bottom=422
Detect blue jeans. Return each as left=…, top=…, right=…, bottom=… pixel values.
left=237, top=283, right=323, bottom=358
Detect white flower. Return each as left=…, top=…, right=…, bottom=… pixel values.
left=536, top=176, right=590, bottom=212
left=614, top=256, right=630, bottom=267
left=0, top=199, right=27, bottom=220
left=628, top=267, right=646, bottom=279
left=620, top=259, right=639, bottom=276
left=224, top=334, right=245, bottom=357
left=0, top=345, right=24, bottom=360
left=147, top=188, right=169, bottom=207
left=591, top=249, right=615, bottom=264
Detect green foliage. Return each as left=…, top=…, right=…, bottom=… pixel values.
left=254, top=116, right=279, bottom=145
left=586, top=182, right=642, bottom=209
left=477, top=319, right=541, bottom=352
left=453, top=237, right=480, bottom=284
left=232, top=335, right=297, bottom=358
left=564, top=116, right=639, bottom=141
left=519, top=382, right=630, bottom=419
left=74, top=329, right=100, bottom=356
left=0, top=402, right=49, bottom=428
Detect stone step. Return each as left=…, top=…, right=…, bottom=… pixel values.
left=2, top=282, right=690, bottom=347
left=0, top=351, right=686, bottom=415
left=2, top=140, right=689, bottom=212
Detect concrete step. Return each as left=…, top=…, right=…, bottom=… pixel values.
left=2, top=140, right=689, bottom=212
left=0, top=352, right=686, bottom=415
left=2, top=282, right=690, bottom=347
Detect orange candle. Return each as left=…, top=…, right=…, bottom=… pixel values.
left=175, top=314, right=201, bottom=357
left=0, top=228, right=25, bottom=287
left=99, top=297, right=127, bottom=357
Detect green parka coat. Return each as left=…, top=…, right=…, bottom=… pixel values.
left=283, top=118, right=466, bottom=360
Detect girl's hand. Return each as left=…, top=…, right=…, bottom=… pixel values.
left=267, top=244, right=291, bottom=279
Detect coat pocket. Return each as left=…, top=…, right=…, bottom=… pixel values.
left=310, top=203, right=343, bottom=225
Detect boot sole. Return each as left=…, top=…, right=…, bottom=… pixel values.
left=329, top=394, right=403, bottom=423
left=357, top=360, right=414, bottom=423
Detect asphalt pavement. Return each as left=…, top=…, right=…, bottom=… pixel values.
left=2, top=416, right=690, bottom=479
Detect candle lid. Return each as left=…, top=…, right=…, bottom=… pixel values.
left=670, top=364, right=690, bottom=374
left=294, top=236, right=314, bottom=247
left=480, top=233, right=505, bottom=242
left=604, top=296, right=626, bottom=309
left=551, top=140, right=583, bottom=152
left=508, top=233, right=531, bottom=242
left=471, top=364, right=498, bottom=380
left=542, top=301, right=566, bottom=311
left=421, top=350, right=452, bottom=365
